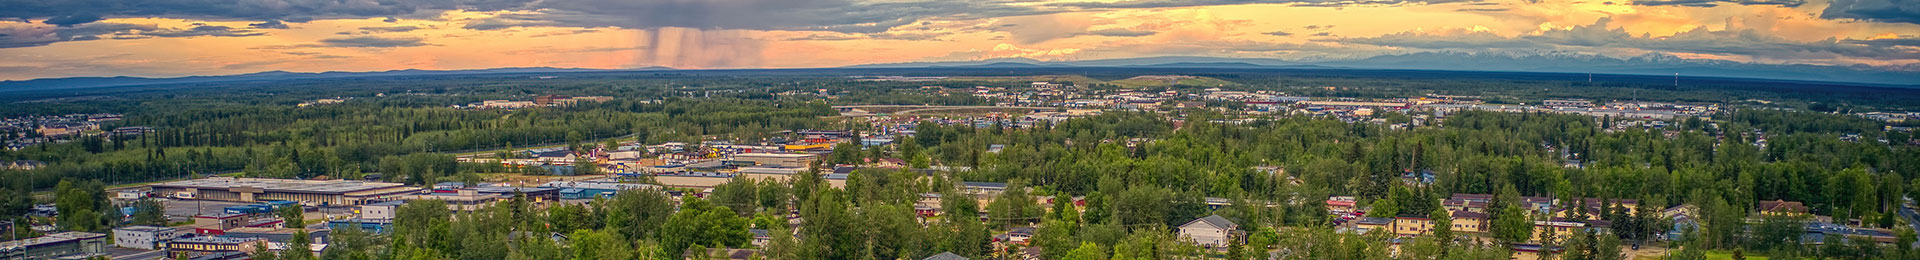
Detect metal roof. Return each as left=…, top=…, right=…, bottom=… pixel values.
left=152, top=177, right=410, bottom=195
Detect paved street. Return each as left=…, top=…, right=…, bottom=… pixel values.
left=107, top=247, right=167, bottom=260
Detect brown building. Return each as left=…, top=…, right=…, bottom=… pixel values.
left=1759, top=200, right=1810, bottom=216
left=167, top=236, right=265, bottom=259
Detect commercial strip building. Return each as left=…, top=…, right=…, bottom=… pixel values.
left=167, top=236, right=265, bottom=259
left=150, top=177, right=421, bottom=206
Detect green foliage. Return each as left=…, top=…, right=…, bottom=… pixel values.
left=986, top=179, right=1042, bottom=227
left=1490, top=204, right=1532, bottom=247
left=53, top=179, right=110, bottom=232
left=278, top=204, right=306, bottom=227
left=1062, top=241, right=1109, bottom=260
left=128, top=199, right=167, bottom=226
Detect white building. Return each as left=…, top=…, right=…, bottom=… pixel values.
left=113, top=226, right=181, bottom=250
left=361, top=200, right=405, bottom=220
left=1178, top=215, right=1239, bottom=248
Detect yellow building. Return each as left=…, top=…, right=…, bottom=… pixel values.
left=168, top=236, right=264, bottom=259
left=1448, top=211, right=1489, bottom=234
left=1392, top=217, right=1435, bottom=236
left=1531, top=220, right=1588, bottom=243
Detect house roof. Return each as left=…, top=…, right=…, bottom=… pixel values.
left=1356, top=217, right=1394, bottom=225
left=1451, top=210, right=1490, bottom=220
left=1183, top=215, right=1238, bottom=230
left=924, top=252, right=968, bottom=260
left=1759, top=200, right=1809, bottom=214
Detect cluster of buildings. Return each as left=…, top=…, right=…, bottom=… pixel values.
left=0, top=113, right=152, bottom=151
left=461, top=94, right=613, bottom=109
left=1331, top=193, right=1630, bottom=247
left=85, top=175, right=677, bottom=259
left=295, top=98, right=348, bottom=107
left=1319, top=191, right=1900, bottom=251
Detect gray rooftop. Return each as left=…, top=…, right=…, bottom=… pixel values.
left=1186, top=215, right=1238, bottom=230
left=0, top=232, right=105, bottom=249
left=152, top=177, right=411, bottom=195
left=923, top=252, right=968, bottom=260
left=172, top=236, right=265, bottom=245
left=114, top=226, right=175, bottom=232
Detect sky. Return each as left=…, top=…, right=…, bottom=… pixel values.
left=0, top=0, right=1917, bottom=81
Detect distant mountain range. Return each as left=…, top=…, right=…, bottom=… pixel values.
left=4, top=51, right=1918, bottom=90
left=851, top=52, right=1920, bottom=86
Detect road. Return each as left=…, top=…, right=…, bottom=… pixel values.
left=110, top=248, right=167, bottom=260
left=1901, top=205, right=1920, bottom=247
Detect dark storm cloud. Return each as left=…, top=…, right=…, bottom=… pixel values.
left=1, top=22, right=267, bottom=48
left=0, top=0, right=534, bottom=22
left=466, top=0, right=1050, bottom=33
left=41, top=14, right=102, bottom=26
left=359, top=25, right=420, bottom=32
left=1841, top=37, right=1920, bottom=47
left=6, top=0, right=1478, bottom=36
left=141, top=25, right=267, bottom=37
left=1087, top=28, right=1157, bottom=37
left=318, top=36, right=427, bottom=47
left=249, top=20, right=289, bottom=29
left=1821, top=0, right=1920, bottom=24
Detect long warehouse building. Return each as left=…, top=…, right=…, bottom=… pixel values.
left=150, top=177, right=421, bottom=206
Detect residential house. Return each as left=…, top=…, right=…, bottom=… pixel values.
left=1178, top=215, right=1240, bottom=248
left=2, top=160, right=46, bottom=170
left=1759, top=200, right=1810, bottom=216
left=750, top=229, right=771, bottom=247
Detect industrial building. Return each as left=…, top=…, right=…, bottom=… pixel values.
left=150, top=177, right=421, bottom=206
left=0, top=232, right=108, bottom=260
left=731, top=153, right=817, bottom=168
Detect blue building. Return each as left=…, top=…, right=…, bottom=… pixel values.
left=327, top=219, right=394, bottom=234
